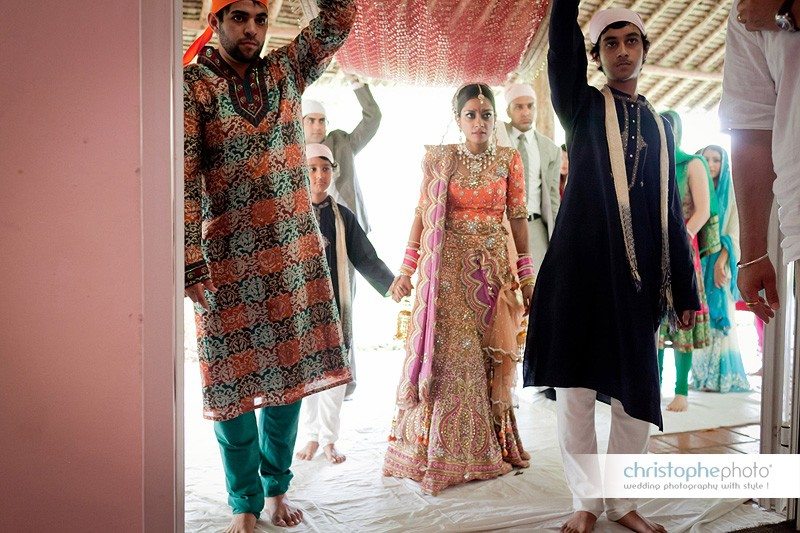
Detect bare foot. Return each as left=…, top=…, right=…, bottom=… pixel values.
left=614, top=511, right=667, bottom=532
left=560, top=510, right=597, bottom=533
left=265, top=494, right=303, bottom=528
left=295, top=440, right=319, bottom=461
left=666, top=394, right=688, bottom=412
left=323, top=443, right=346, bottom=464
left=224, top=513, right=256, bottom=533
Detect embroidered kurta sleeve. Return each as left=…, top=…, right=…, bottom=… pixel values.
left=273, top=0, right=356, bottom=93
left=506, top=151, right=528, bottom=219
left=183, top=80, right=209, bottom=287
left=548, top=0, right=592, bottom=129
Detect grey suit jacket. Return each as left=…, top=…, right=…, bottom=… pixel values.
left=497, top=122, right=562, bottom=238
left=323, top=85, right=381, bottom=233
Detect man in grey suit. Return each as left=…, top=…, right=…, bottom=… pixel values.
left=497, top=83, right=562, bottom=271
left=302, top=76, right=382, bottom=397
left=302, top=75, right=381, bottom=234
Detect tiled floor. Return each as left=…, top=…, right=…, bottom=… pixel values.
left=649, top=424, right=763, bottom=454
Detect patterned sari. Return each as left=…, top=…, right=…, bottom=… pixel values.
left=658, top=150, right=720, bottom=351
left=383, top=145, right=530, bottom=495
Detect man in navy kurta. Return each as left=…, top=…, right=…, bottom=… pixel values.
left=523, top=2, right=699, bottom=531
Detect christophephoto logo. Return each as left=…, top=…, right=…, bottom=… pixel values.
left=569, top=454, right=800, bottom=499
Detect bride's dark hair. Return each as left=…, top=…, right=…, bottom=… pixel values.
left=452, top=83, right=496, bottom=115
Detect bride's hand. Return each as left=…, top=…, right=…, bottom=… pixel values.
left=391, top=275, right=413, bottom=302
left=521, top=284, right=534, bottom=315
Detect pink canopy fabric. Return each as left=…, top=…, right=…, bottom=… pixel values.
left=335, top=0, right=550, bottom=86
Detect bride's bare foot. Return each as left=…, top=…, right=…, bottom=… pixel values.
left=666, top=394, right=688, bottom=412
left=224, top=513, right=257, bottom=533
left=614, top=510, right=667, bottom=532
left=265, top=494, right=303, bottom=528
left=323, top=443, right=346, bottom=464
left=295, top=441, right=319, bottom=461
left=560, top=510, right=597, bottom=533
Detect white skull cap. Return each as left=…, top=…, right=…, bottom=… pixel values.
left=589, top=8, right=646, bottom=45
left=504, top=84, right=536, bottom=105
left=305, top=143, right=335, bottom=164
left=302, top=99, right=326, bottom=117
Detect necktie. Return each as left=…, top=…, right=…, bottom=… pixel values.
left=517, top=133, right=530, bottom=204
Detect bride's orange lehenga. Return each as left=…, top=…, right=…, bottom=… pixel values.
left=383, top=144, right=530, bottom=495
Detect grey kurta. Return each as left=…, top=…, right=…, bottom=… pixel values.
left=324, top=84, right=382, bottom=233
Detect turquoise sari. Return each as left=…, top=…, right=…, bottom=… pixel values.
left=693, top=145, right=750, bottom=393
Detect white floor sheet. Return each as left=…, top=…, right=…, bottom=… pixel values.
left=184, top=346, right=783, bottom=532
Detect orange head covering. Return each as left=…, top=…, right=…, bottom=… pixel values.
left=183, top=0, right=269, bottom=66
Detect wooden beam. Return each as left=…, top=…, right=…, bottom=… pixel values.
left=588, top=59, right=722, bottom=90
left=644, top=64, right=722, bottom=81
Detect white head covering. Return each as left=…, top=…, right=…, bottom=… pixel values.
left=302, top=99, right=326, bottom=117
left=589, top=8, right=646, bottom=45
left=305, top=143, right=335, bottom=164
left=504, top=84, right=536, bottom=105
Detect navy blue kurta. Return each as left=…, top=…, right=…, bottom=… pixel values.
left=312, top=196, right=394, bottom=347
left=523, top=0, right=700, bottom=430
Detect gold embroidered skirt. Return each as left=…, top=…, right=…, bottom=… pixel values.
left=383, top=222, right=529, bottom=494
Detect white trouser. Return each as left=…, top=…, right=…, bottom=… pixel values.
left=300, top=384, right=347, bottom=446
left=556, top=387, right=651, bottom=521
left=528, top=216, right=549, bottom=272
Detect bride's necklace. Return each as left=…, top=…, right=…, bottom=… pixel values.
left=457, top=142, right=496, bottom=186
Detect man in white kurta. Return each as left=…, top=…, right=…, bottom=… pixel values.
left=719, top=0, right=800, bottom=322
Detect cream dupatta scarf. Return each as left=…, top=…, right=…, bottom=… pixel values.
left=330, top=200, right=352, bottom=355
left=601, top=85, right=675, bottom=320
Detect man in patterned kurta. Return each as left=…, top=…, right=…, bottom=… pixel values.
left=183, top=0, right=355, bottom=530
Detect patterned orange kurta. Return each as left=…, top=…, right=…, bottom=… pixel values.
left=184, top=0, right=356, bottom=422
left=384, top=145, right=530, bottom=494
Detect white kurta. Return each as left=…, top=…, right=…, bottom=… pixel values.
left=719, top=1, right=800, bottom=263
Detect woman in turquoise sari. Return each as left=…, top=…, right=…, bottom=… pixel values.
left=692, top=145, right=750, bottom=393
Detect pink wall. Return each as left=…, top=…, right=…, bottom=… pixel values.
left=0, top=3, right=145, bottom=530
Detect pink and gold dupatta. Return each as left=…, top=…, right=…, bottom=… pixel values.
left=396, top=146, right=453, bottom=409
